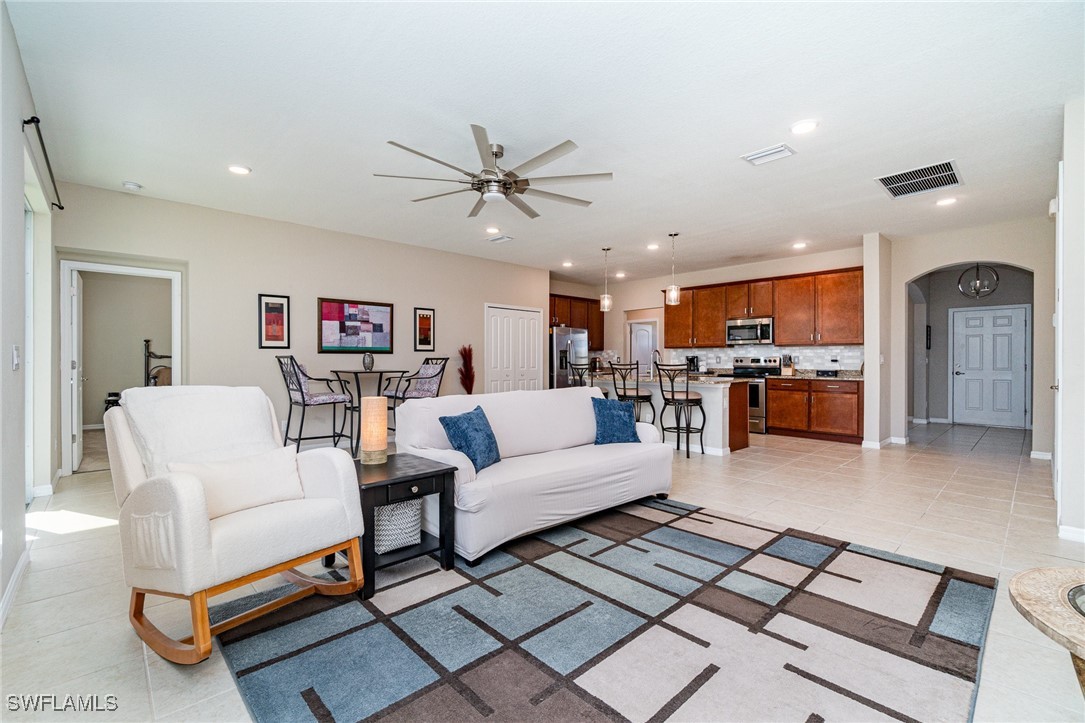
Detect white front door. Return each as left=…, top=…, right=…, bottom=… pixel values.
left=951, top=306, right=1029, bottom=428
left=72, top=270, right=84, bottom=470
left=484, top=305, right=543, bottom=393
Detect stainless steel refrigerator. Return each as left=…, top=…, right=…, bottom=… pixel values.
left=550, top=327, right=589, bottom=388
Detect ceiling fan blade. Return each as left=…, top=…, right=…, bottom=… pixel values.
left=411, top=188, right=473, bottom=203
left=387, top=140, right=475, bottom=177
left=470, top=124, right=497, bottom=173
left=467, top=196, right=487, bottom=218
left=373, top=173, right=469, bottom=183
left=522, top=188, right=592, bottom=207
left=506, top=194, right=540, bottom=219
left=522, top=172, right=613, bottom=185
left=506, top=140, right=578, bottom=177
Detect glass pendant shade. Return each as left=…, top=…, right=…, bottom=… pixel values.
left=600, top=293, right=613, bottom=312
left=665, top=284, right=682, bottom=306
left=600, top=247, right=613, bottom=313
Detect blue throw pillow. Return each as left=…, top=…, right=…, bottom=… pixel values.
left=592, top=397, right=640, bottom=445
left=439, top=406, right=501, bottom=472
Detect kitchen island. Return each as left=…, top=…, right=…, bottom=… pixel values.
left=593, top=376, right=749, bottom=455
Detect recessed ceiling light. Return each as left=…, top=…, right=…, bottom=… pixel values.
left=562, top=261, right=573, bottom=267
left=647, top=243, right=659, bottom=251
left=790, top=119, right=819, bottom=135
left=121, top=181, right=142, bottom=192
left=936, top=197, right=957, bottom=206
left=615, top=272, right=626, bottom=279
left=792, top=241, right=808, bottom=249
left=485, top=226, right=500, bottom=234
left=228, top=165, right=252, bottom=175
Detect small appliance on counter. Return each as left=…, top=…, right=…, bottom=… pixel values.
left=685, top=355, right=700, bottom=372
left=816, top=369, right=839, bottom=377
left=731, top=356, right=781, bottom=435
left=780, top=354, right=795, bottom=376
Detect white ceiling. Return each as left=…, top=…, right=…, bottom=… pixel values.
left=9, top=2, right=1083, bottom=285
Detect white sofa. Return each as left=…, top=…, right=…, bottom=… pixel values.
left=396, top=386, right=673, bottom=562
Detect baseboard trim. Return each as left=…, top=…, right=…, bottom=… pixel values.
left=82, top=424, right=104, bottom=431
left=32, top=484, right=53, bottom=498
left=929, top=417, right=950, bottom=424
left=0, top=549, right=31, bottom=629
left=1030, top=450, right=1052, bottom=460
left=1058, top=525, right=1085, bottom=543
left=889, top=436, right=908, bottom=445
left=911, top=418, right=929, bottom=425
left=862, top=440, right=882, bottom=450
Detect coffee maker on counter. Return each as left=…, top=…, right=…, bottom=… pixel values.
left=685, top=355, right=700, bottom=372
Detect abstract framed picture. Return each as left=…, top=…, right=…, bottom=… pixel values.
left=258, top=294, right=290, bottom=349
left=317, top=298, right=393, bottom=353
left=414, top=307, right=435, bottom=352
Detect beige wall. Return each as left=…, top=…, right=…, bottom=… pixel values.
left=548, top=279, right=597, bottom=298
left=80, top=272, right=172, bottom=426
left=888, top=216, right=1056, bottom=453
left=1058, top=97, right=1084, bottom=534
left=922, top=264, right=1035, bottom=421
left=53, top=183, right=550, bottom=436
left=863, top=233, right=893, bottom=445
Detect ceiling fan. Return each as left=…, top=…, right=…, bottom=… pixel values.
left=375, top=124, right=613, bottom=219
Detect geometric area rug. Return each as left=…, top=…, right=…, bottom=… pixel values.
left=214, top=497, right=998, bottom=723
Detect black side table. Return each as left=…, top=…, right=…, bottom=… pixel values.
left=327, top=453, right=457, bottom=599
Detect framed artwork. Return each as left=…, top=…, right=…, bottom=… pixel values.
left=318, top=297, right=393, bottom=353
left=414, top=307, right=435, bottom=352
left=258, top=294, right=290, bottom=349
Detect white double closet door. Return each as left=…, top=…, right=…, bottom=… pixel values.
left=484, top=305, right=543, bottom=393
left=951, top=305, right=1030, bottom=428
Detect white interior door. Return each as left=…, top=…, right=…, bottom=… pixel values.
left=951, top=306, right=1028, bottom=427
left=485, top=305, right=543, bottom=393
left=71, top=270, right=84, bottom=470
left=629, top=322, right=656, bottom=376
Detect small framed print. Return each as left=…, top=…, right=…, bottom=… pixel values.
left=258, top=294, right=290, bottom=349
left=318, top=298, right=393, bottom=353
left=414, top=307, right=435, bottom=352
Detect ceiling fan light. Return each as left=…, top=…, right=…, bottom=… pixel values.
left=482, top=190, right=505, bottom=202
left=665, top=284, right=682, bottom=306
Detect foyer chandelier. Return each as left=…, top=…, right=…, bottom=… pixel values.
left=957, top=263, right=999, bottom=299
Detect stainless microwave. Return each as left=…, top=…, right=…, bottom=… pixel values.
left=726, top=317, right=773, bottom=345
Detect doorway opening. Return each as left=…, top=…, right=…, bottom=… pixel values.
left=59, top=260, right=182, bottom=477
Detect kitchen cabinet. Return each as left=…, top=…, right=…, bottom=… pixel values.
left=774, top=270, right=863, bottom=345
left=725, top=281, right=774, bottom=319
left=551, top=296, right=571, bottom=327
left=815, top=271, right=864, bottom=345
left=663, top=289, right=694, bottom=347
left=767, top=378, right=863, bottom=443
left=587, top=299, right=603, bottom=351
left=569, top=298, right=589, bottom=330
left=664, top=288, right=724, bottom=347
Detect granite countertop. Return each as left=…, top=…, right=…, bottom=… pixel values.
left=700, top=368, right=865, bottom=382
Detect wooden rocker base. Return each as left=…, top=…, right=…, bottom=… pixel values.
left=130, top=537, right=363, bottom=665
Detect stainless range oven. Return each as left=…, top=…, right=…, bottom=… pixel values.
left=732, top=356, right=781, bottom=434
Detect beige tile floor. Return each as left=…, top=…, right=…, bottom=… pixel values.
left=1, top=423, right=1082, bottom=721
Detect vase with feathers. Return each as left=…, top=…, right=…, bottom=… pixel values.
left=458, top=344, right=475, bottom=394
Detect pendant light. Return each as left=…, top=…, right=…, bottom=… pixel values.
left=957, top=263, right=999, bottom=299
left=665, top=232, right=681, bottom=305
left=600, top=247, right=613, bottom=312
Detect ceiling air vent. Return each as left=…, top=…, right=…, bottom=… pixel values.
left=740, top=144, right=795, bottom=166
left=877, top=160, right=961, bottom=198
left=487, top=234, right=515, bottom=244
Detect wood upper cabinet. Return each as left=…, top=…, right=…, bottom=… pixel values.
left=692, top=286, right=726, bottom=346
left=815, top=270, right=864, bottom=345
left=726, top=281, right=774, bottom=319
left=587, top=299, right=603, bottom=351
left=552, top=296, right=571, bottom=327
left=569, top=298, right=589, bottom=330
left=663, top=289, right=694, bottom=348
left=773, top=276, right=816, bottom=345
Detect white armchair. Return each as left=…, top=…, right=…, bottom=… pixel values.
left=104, top=385, right=364, bottom=665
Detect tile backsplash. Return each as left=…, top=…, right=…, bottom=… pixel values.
left=666, top=345, right=864, bottom=371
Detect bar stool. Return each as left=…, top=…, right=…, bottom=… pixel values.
left=609, top=362, right=656, bottom=424
left=570, top=362, right=609, bottom=397
left=655, top=362, right=705, bottom=458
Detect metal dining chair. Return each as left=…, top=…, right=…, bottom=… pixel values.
left=276, top=355, right=353, bottom=451
left=655, top=362, right=705, bottom=458
left=383, top=357, right=449, bottom=430
left=609, top=361, right=656, bottom=424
